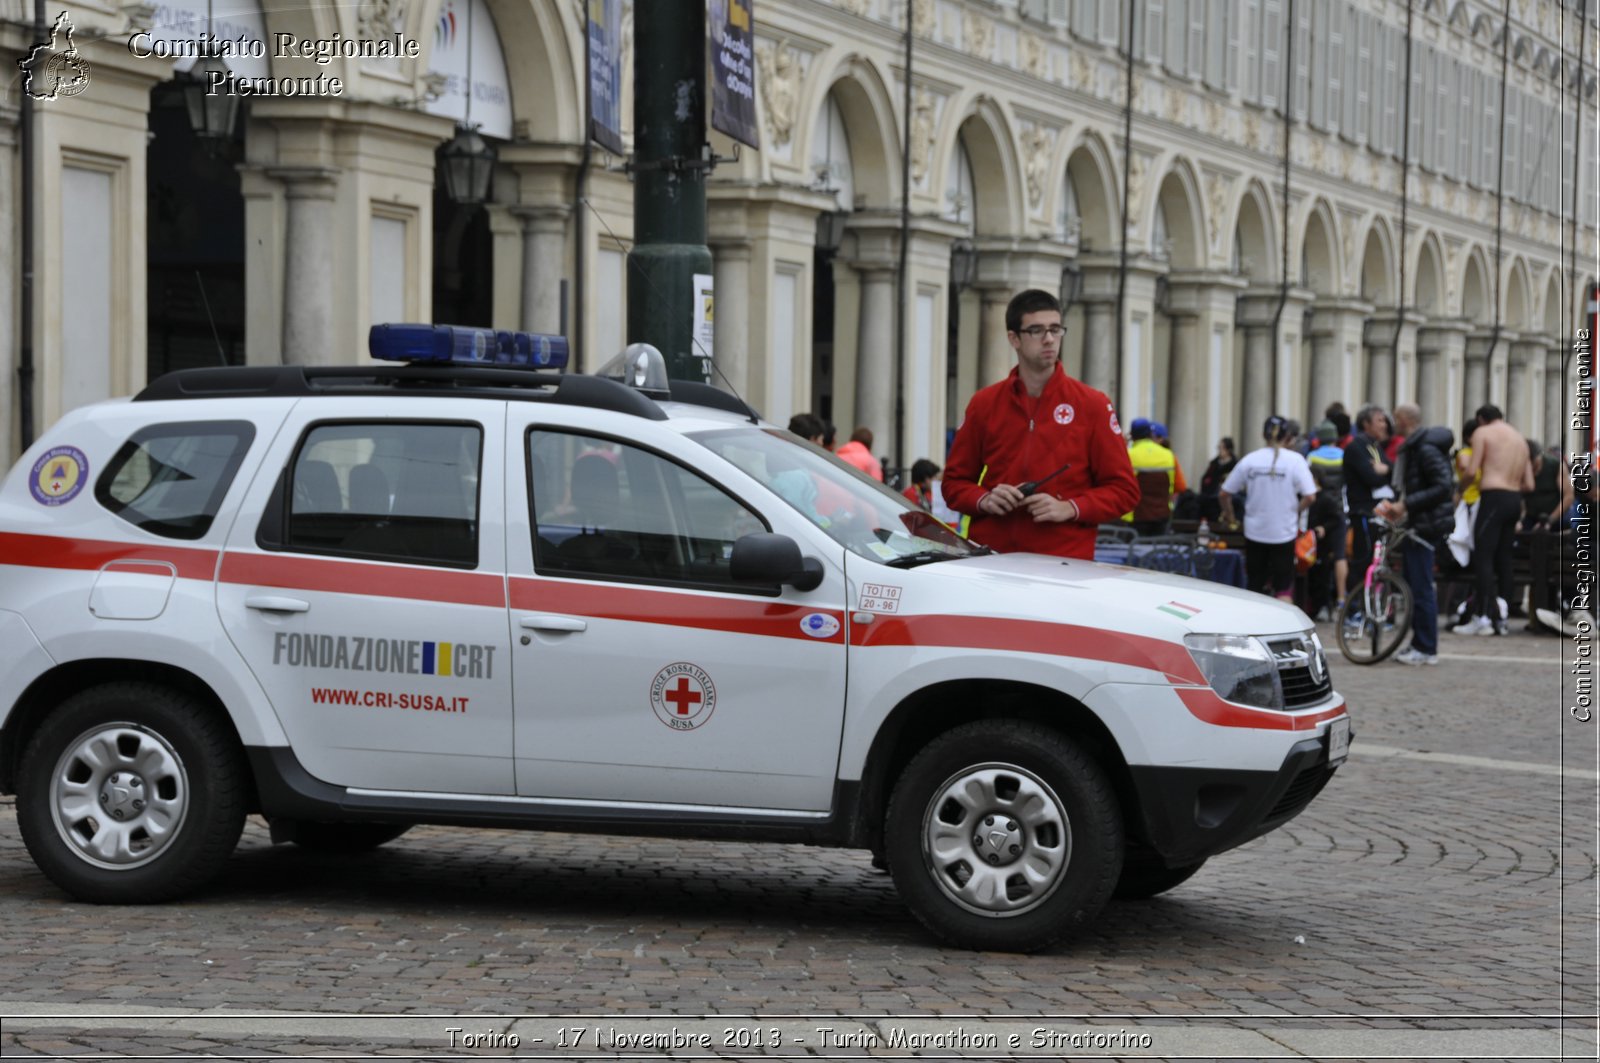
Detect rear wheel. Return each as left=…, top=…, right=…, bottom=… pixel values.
left=884, top=721, right=1122, bottom=952
left=288, top=822, right=411, bottom=852
left=1336, top=570, right=1412, bottom=664
left=16, top=683, right=247, bottom=903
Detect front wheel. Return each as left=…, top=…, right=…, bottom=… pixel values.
left=1336, top=569, right=1413, bottom=664
left=884, top=721, right=1122, bottom=953
left=16, top=683, right=247, bottom=903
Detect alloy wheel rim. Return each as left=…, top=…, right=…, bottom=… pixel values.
left=921, top=762, right=1072, bottom=917
left=50, top=723, right=189, bottom=870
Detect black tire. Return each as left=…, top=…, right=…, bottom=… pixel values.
left=883, top=721, right=1123, bottom=953
left=1113, top=854, right=1206, bottom=899
left=289, top=822, right=411, bottom=852
left=1335, top=569, right=1413, bottom=664
left=15, top=682, right=247, bottom=903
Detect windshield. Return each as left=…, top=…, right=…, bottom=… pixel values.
left=690, top=427, right=985, bottom=567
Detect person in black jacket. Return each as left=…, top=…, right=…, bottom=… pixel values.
left=1343, top=405, right=1393, bottom=593
left=1379, top=403, right=1454, bottom=665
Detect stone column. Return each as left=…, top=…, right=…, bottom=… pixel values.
left=1464, top=329, right=1495, bottom=414
left=1118, top=259, right=1162, bottom=420
left=973, top=285, right=1014, bottom=388
left=1508, top=340, right=1542, bottom=440
left=1236, top=292, right=1278, bottom=444
left=1361, top=311, right=1420, bottom=410
left=1307, top=299, right=1373, bottom=421
left=1546, top=348, right=1566, bottom=448
left=273, top=168, right=340, bottom=366
left=1274, top=288, right=1315, bottom=419
left=514, top=205, right=571, bottom=334
left=706, top=235, right=752, bottom=396
left=1415, top=321, right=1468, bottom=429
left=1489, top=331, right=1518, bottom=411
left=1076, top=255, right=1120, bottom=395
left=1165, top=273, right=1245, bottom=473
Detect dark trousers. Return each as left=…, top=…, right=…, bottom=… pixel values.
left=1401, top=537, right=1439, bottom=655
left=1245, top=539, right=1295, bottom=598
left=1472, top=489, right=1522, bottom=621
left=1349, top=512, right=1376, bottom=584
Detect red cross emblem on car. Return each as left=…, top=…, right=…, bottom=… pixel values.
left=650, top=662, right=717, bottom=730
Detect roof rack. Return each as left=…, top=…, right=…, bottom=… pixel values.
left=133, top=365, right=678, bottom=421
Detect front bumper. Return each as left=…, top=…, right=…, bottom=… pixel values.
left=1127, top=735, right=1342, bottom=866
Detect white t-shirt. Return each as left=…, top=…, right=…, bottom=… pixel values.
left=1221, top=445, right=1317, bottom=544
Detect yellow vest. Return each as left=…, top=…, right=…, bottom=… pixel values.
left=1124, top=438, right=1176, bottom=521
left=1458, top=447, right=1481, bottom=505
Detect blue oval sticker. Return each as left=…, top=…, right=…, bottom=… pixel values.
left=800, top=613, right=841, bottom=639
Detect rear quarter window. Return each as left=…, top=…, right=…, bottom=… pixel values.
left=94, top=421, right=256, bottom=539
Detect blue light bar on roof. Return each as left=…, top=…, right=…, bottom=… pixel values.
left=368, top=323, right=569, bottom=371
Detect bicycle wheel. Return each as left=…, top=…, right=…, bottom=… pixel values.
left=1336, top=569, right=1413, bottom=664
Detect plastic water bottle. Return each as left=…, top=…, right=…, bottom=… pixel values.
left=1197, top=518, right=1211, bottom=548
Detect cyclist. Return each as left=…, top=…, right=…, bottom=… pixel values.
left=1378, top=403, right=1456, bottom=666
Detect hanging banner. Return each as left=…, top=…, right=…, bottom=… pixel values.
left=709, top=0, right=759, bottom=149
left=587, top=0, right=623, bottom=153
left=423, top=0, right=513, bottom=139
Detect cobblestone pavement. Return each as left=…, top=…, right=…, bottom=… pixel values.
left=0, top=622, right=1594, bottom=1060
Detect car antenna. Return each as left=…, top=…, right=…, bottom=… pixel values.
left=580, top=197, right=760, bottom=424
left=195, top=270, right=227, bottom=366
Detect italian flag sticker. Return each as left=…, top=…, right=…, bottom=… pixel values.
left=1157, top=601, right=1201, bottom=620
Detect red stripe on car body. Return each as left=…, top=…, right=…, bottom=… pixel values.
left=0, top=532, right=218, bottom=581
left=508, top=577, right=845, bottom=642
left=219, top=552, right=506, bottom=608
left=1177, top=688, right=1348, bottom=731
left=850, top=613, right=1207, bottom=685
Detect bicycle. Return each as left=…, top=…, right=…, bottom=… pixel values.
left=1335, top=515, right=1431, bottom=664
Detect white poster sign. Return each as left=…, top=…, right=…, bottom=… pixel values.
left=423, top=0, right=513, bottom=140
left=145, top=0, right=269, bottom=78
left=693, top=272, right=715, bottom=363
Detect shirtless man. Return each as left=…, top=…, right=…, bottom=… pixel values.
left=1454, top=404, right=1535, bottom=635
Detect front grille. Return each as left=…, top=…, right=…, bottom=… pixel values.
left=1265, top=764, right=1334, bottom=823
left=1269, top=636, right=1334, bottom=708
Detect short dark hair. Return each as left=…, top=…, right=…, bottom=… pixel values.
left=1005, top=289, right=1062, bottom=333
left=1462, top=421, right=1479, bottom=447
left=910, top=458, right=940, bottom=485
left=787, top=412, right=823, bottom=440
left=1355, top=404, right=1386, bottom=434
left=1220, top=436, right=1235, bottom=456
left=1329, top=410, right=1351, bottom=438
left=1475, top=404, right=1503, bottom=424
left=850, top=426, right=874, bottom=447
left=822, top=423, right=837, bottom=449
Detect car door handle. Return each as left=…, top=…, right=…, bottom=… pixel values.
left=245, top=595, right=311, bottom=613
left=519, top=615, right=587, bottom=633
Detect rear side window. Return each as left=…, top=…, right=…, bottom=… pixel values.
left=95, top=421, right=255, bottom=539
left=260, top=421, right=482, bottom=568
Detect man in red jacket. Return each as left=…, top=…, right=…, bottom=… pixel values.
left=942, top=289, right=1139, bottom=560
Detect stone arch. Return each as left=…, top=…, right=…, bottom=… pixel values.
left=1296, top=197, right=1340, bottom=294
left=1448, top=0, right=1472, bottom=31
left=1461, top=247, right=1493, bottom=325
left=1147, top=155, right=1205, bottom=271
left=937, top=95, right=1024, bottom=235
left=1543, top=269, right=1565, bottom=336
left=1059, top=129, right=1120, bottom=252
left=260, top=0, right=340, bottom=77
left=799, top=52, right=901, bottom=208
left=1231, top=178, right=1277, bottom=283
left=1411, top=232, right=1446, bottom=316
left=1504, top=257, right=1532, bottom=330
left=1358, top=216, right=1396, bottom=305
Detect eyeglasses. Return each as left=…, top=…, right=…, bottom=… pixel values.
left=1015, top=325, right=1065, bottom=339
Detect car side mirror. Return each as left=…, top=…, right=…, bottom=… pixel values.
left=729, top=532, right=824, bottom=592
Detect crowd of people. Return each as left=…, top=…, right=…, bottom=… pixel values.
left=783, top=287, right=1580, bottom=658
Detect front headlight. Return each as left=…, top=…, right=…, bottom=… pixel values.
left=1184, top=634, right=1283, bottom=710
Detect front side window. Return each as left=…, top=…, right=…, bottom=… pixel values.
left=529, top=430, right=766, bottom=587
left=95, top=421, right=255, bottom=539
left=690, top=427, right=984, bottom=568
left=267, top=422, right=481, bottom=567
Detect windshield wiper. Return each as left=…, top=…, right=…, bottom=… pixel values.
left=884, top=550, right=963, bottom=569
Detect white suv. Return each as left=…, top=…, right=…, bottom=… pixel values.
left=0, top=327, right=1350, bottom=952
